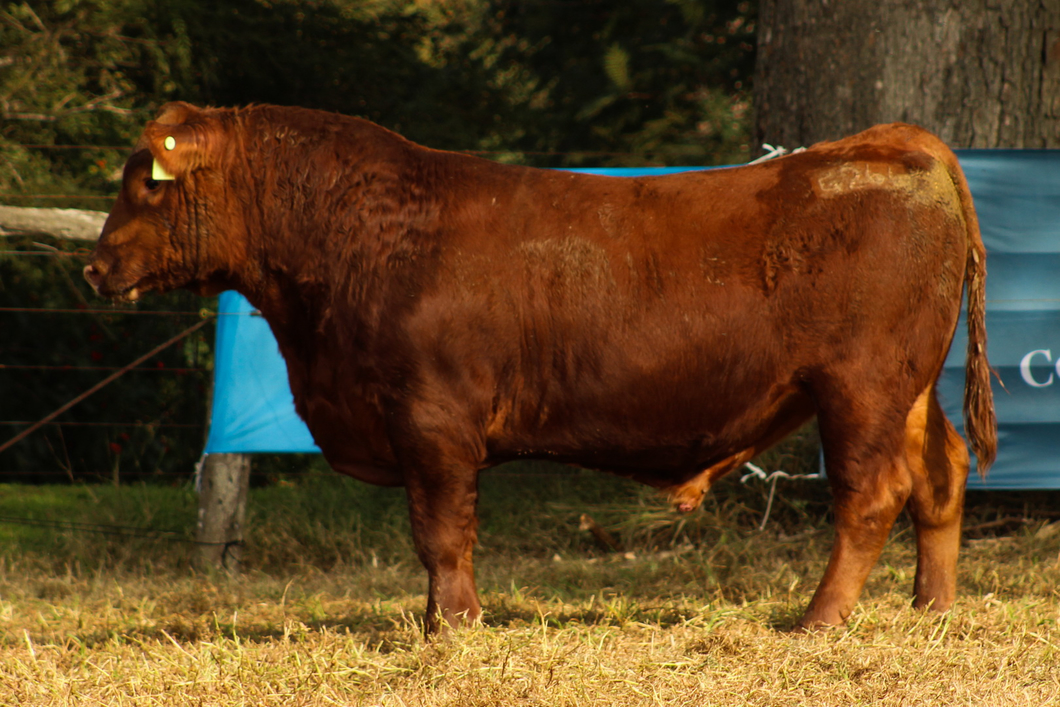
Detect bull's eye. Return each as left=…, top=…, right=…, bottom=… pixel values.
left=144, top=177, right=161, bottom=191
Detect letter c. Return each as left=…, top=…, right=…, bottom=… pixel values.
left=1020, top=349, right=1054, bottom=387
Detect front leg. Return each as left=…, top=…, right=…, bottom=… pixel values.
left=397, top=426, right=483, bottom=635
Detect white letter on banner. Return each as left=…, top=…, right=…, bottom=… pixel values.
left=1020, top=349, right=1054, bottom=387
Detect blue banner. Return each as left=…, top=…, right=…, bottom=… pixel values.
left=205, top=292, right=318, bottom=453
left=206, top=152, right=1060, bottom=489
left=940, top=150, right=1060, bottom=488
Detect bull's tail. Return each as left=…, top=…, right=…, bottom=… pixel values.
left=946, top=154, right=997, bottom=476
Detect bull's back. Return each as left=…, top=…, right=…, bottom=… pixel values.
left=436, top=123, right=967, bottom=361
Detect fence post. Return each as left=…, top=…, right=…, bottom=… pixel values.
left=196, top=453, right=251, bottom=573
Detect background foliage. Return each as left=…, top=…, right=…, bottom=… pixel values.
left=1, top=0, right=757, bottom=482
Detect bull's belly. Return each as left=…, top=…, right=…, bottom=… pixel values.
left=295, top=359, right=813, bottom=489
left=326, top=456, right=403, bottom=486
left=487, top=389, right=816, bottom=483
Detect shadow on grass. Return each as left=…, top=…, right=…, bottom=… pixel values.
left=65, top=606, right=419, bottom=650
left=61, top=593, right=812, bottom=650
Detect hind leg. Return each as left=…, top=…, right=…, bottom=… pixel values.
left=799, top=459, right=912, bottom=627
left=904, top=385, right=970, bottom=613
left=799, top=388, right=913, bottom=628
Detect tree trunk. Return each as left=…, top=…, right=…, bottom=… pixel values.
left=754, top=0, right=1060, bottom=150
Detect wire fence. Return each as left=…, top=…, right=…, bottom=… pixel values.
left=0, top=251, right=92, bottom=257
left=0, top=366, right=207, bottom=372
left=0, top=234, right=217, bottom=483
left=0, top=513, right=239, bottom=548
left=0, top=194, right=115, bottom=201
left=2, top=421, right=201, bottom=427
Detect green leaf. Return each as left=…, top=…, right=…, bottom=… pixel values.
left=603, top=42, right=632, bottom=92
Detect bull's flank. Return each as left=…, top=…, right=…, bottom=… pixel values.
left=85, top=103, right=997, bottom=636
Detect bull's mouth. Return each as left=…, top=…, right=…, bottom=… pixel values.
left=113, top=285, right=144, bottom=303
left=105, top=279, right=158, bottom=303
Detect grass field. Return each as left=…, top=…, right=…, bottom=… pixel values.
left=0, top=461, right=1058, bottom=706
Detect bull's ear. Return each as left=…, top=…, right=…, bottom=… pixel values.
left=139, top=104, right=219, bottom=181
left=154, top=101, right=199, bottom=125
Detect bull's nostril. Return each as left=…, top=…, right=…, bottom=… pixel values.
left=83, top=264, right=101, bottom=288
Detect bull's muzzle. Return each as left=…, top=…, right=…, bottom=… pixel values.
left=82, top=261, right=140, bottom=301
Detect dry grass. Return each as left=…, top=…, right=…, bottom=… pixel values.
left=1, top=558, right=1058, bottom=706
left=0, top=467, right=1059, bottom=705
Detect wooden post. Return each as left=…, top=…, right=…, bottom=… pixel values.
left=196, top=453, right=251, bottom=573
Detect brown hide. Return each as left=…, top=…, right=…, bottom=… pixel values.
left=85, top=103, right=996, bottom=634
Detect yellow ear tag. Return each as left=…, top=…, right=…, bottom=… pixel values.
left=152, top=159, right=176, bottom=181
left=151, top=136, right=177, bottom=181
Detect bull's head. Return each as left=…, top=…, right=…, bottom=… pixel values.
left=84, top=102, right=245, bottom=301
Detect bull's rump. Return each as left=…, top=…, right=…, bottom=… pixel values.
left=401, top=128, right=968, bottom=477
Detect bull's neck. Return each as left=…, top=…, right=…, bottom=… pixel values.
left=232, top=153, right=447, bottom=357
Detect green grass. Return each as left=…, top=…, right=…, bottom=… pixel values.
left=0, top=464, right=1058, bottom=705
left=0, top=458, right=822, bottom=580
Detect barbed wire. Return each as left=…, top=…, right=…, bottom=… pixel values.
left=0, top=513, right=239, bottom=548
left=0, top=306, right=198, bottom=315
left=0, top=466, right=190, bottom=479
left=0, top=366, right=205, bottom=375
left=0, top=251, right=87, bottom=257
left=0, top=306, right=250, bottom=316
left=12, top=144, right=129, bottom=150
left=0, top=194, right=115, bottom=200
left=0, top=466, right=579, bottom=479
left=0, top=317, right=212, bottom=455
left=0, top=514, right=189, bottom=540
left=3, top=305, right=216, bottom=447
left=2, top=421, right=201, bottom=428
